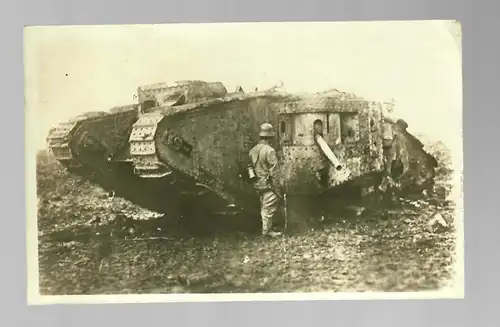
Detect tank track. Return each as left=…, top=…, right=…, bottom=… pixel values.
left=127, top=111, right=253, bottom=220
left=128, top=112, right=171, bottom=178
left=46, top=119, right=87, bottom=168
left=47, top=110, right=139, bottom=170
left=127, top=112, right=240, bottom=215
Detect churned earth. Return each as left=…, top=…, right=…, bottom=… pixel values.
left=35, top=142, right=458, bottom=295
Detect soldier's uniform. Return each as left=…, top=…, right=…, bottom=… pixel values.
left=249, top=123, right=282, bottom=237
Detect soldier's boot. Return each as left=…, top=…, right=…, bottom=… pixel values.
left=262, top=218, right=282, bottom=237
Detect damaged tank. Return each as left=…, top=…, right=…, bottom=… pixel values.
left=46, top=80, right=438, bottom=229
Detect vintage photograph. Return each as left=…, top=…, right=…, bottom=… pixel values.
left=25, top=20, right=464, bottom=303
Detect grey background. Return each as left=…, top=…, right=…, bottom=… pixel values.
left=2, top=0, right=497, bottom=326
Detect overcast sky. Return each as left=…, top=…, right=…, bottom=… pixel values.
left=24, top=20, right=462, bottom=153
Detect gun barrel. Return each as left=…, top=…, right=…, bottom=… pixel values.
left=315, top=134, right=342, bottom=170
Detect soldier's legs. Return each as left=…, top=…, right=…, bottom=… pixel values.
left=383, top=141, right=394, bottom=175
left=260, top=191, right=280, bottom=234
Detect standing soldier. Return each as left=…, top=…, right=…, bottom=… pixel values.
left=249, top=123, right=283, bottom=237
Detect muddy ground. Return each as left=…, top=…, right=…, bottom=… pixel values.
left=35, top=142, right=457, bottom=294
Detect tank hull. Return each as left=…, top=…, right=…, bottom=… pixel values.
left=45, top=81, right=438, bottom=226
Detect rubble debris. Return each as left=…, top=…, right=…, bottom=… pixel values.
left=428, top=212, right=449, bottom=232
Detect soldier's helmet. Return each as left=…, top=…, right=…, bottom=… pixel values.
left=259, top=123, right=275, bottom=137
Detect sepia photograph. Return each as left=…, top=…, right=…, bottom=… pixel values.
left=24, top=20, right=464, bottom=304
